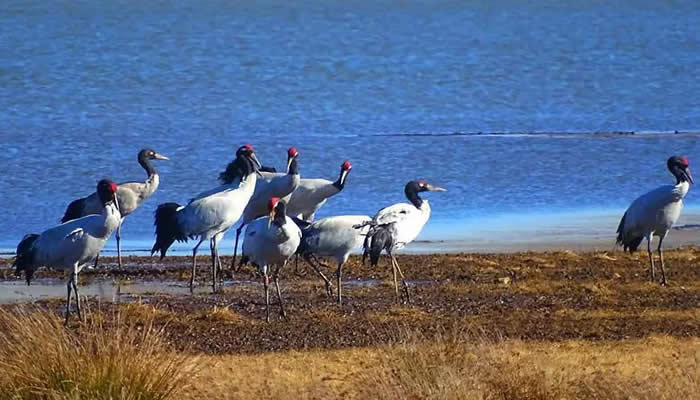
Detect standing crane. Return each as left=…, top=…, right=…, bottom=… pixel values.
left=219, top=147, right=300, bottom=269
left=241, top=197, right=301, bottom=322
left=296, top=214, right=372, bottom=304
left=616, top=156, right=693, bottom=285
left=151, top=144, right=261, bottom=293
left=356, top=179, right=446, bottom=303
left=286, top=160, right=353, bottom=221
left=14, top=179, right=121, bottom=324
left=61, top=148, right=169, bottom=268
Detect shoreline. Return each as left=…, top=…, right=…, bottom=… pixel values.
left=1, top=208, right=698, bottom=256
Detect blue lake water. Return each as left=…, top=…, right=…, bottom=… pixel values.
left=1, top=0, right=700, bottom=254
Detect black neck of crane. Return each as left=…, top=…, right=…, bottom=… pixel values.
left=405, top=182, right=424, bottom=209
left=138, top=155, right=157, bottom=177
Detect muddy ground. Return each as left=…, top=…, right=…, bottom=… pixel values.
left=0, top=249, right=698, bottom=354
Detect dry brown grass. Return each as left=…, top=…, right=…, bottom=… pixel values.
left=0, top=306, right=197, bottom=400
left=179, top=331, right=699, bottom=400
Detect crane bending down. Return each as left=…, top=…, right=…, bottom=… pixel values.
left=151, top=144, right=261, bottom=293
left=61, top=148, right=169, bottom=268
left=219, top=147, right=300, bottom=270
left=241, top=198, right=301, bottom=322
left=14, top=179, right=121, bottom=324
left=286, top=160, right=353, bottom=221
left=616, top=156, right=693, bottom=285
left=355, top=180, right=446, bottom=303
left=296, top=215, right=371, bottom=304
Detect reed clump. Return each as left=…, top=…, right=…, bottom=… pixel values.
left=0, top=306, right=196, bottom=400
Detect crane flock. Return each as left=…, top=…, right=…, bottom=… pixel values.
left=10, top=145, right=694, bottom=322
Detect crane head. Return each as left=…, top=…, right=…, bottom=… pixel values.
left=139, top=148, right=170, bottom=161
left=287, top=148, right=299, bottom=173
left=415, top=179, right=447, bottom=192
left=267, top=197, right=281, bottom=228
left=96, top=179, right=118, bottom=206
left=668, top=156, right=693, bottom=184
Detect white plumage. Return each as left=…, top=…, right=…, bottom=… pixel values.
left=14, top=180, right=121, bottom=323
left=61, top=148, right=169, bottom=268
left=151, top=145, right=261, bottom=293
left=221, top=147, right=301, bottom=268
left=616, top=156, right=693, bottom=285
left=297, top=215, right=371, bottom=304
left=358, top=180, right=446, bottom=303
left=286, top=161, right=352, bottom=221
left=241, top=198, right=301, bottom=322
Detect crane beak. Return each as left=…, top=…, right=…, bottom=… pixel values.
left=250, top=152, right=262, bottom=169
left=426, top=184, right=447, bottom=192
left=153, top=153, right=169, bottom=160
left=268, top=208, right=276, bottom=229
left=249, top=152, right=263, bottom=177
left=684, top=167, right=694, bottom=184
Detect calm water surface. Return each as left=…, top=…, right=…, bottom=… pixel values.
left=1, top=0, right=699, bottom=253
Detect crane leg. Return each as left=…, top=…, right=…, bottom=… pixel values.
left=72, top=272, right=83, bottom=322
left=263, top=267, right=270, bottom=323
left=190, top=239, right=204, bottom=294
left=657, top=235, right=668, bottom=286
left=647, top=235, right=656, bottom=283
left=293, top=253, right=307, bottom=277
left=116, top=221, right=123, bottom=268
left=390, top=253, right=399, bottom=303
left=303, top=254, right=333, bottom=298
left=337, top=261, right=344, bottom=305
left=231, top=224, right=245, bottom=272
left=65, top=273, right=73, bottom=326
left=392, top=255, right=411, bottom=304
left=274, top=264, right=287, bottom=319
left=93, top=253, right=100, bottom=269
left=210, top=238, right=217, bottom=294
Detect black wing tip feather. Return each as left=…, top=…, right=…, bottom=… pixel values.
left=13, top=233, right=39, bottom=285
left=151, top=202, right=186, bottom=259
left=361, top=225, right=392, bottom=267
left=615, top=212, right=643, bottom=253
left=61, top=197, right=86, bottom=223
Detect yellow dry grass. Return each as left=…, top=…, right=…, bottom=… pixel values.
left=0, top=307, right=197, bottom=400
left=179, top=333, right=699, bottom=400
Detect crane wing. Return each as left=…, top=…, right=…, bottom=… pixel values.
left=372, top=202, right=417, bottom=226
left=65, top=228, right=85, bottom=242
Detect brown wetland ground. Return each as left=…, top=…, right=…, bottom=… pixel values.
left=0, top=248, right=698, bottom=399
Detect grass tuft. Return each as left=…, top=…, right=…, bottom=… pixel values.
left=0, top=306, right=196, bottom=400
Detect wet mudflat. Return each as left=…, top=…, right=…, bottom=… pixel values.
left=1, top=249, right=698, bottom=355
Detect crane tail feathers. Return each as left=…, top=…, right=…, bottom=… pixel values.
left=616, top=212, right=643, bottom=253
left=61, top=197, right=86, bottom=223
left=151, top=202, right=186, bottom=259
left=13, top=233, right=39, bottom=285
left=362, top=225, right=392, bottom=267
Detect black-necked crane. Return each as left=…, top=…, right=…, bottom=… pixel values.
left=61, top=148, right=169, bottom=268
left=219, top=147, right=300, bottom=269
left=296, top=214, right=372, bottom=304
left=14, top=179, right=121, bottom=324
left=241, top=197, right=301, bottom=322
left=356, top=179, right=446, bottom=303
left=616, top=156, right=693, bottom=285
left=286, top=160, right=352, bottom=221
left=151, top=144, right=261, bottom=293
